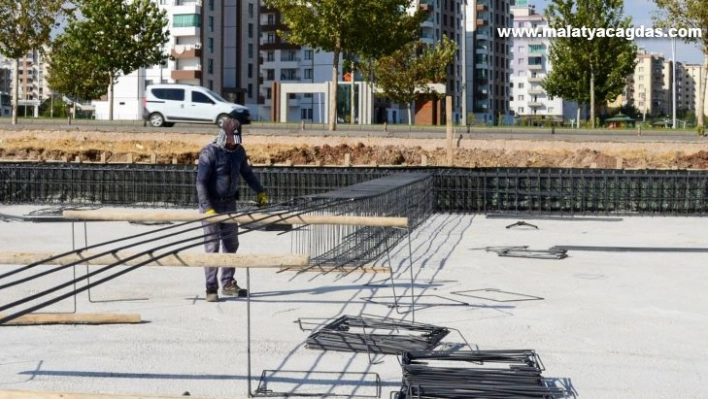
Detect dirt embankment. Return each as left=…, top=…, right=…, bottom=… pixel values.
left=2, top=130, right=708, bottom=169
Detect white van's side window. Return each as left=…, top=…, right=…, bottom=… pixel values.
left=192, top=91, right=215, bottom=104
left=152, top=88, right=185, bottom=101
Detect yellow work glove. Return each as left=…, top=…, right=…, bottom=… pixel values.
left=205, top=208, right=217, bottom=216
left=256, top=192, right=269, bottom=207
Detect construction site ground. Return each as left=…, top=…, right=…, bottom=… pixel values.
left=2, top=128, right=708, bottom=168
left=1, top=205, right=707, bottom=398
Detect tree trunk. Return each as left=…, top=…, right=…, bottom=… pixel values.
left=590, top=71, right=595, bottom=129
left=11, top=58, right=19, bottom=125
left=329, top=48, right=340, bottom=132
left=699, top=50, right=708, bottom=127
left=350, top=69, right=356, bottom=124
left=408, top=102, right=413, bottom=125
left=108, top=75, right=114, bottom=121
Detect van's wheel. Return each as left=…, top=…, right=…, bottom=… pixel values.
left=216, top=114, right=229, bottom=128
left=149, top=112, right=165, bottom=127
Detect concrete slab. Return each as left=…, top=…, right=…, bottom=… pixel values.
left=0, top=205, right=707, bottom=398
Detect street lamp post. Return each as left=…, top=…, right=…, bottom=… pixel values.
left=672, top=37, right=677, bottom=129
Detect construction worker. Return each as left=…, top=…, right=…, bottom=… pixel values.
left=196, top=114, right=268, bottom=303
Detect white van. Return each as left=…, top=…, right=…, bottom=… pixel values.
left=142, top=83, right=251, bottom=127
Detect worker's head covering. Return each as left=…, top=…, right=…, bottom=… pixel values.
left=214, top=117, right=241, bottom=148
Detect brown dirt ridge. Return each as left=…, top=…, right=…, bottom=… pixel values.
left=2, top=129, right=708, bottom=169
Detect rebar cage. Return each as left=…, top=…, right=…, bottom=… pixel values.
left=3, top=162, right=708, bottom=215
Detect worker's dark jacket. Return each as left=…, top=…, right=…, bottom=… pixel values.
left=196, top=143, right=264, bottom=212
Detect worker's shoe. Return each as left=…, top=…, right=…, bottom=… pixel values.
left=206, top=287, right=219, bottom=303
left=221, top=280, right=241, bottom=296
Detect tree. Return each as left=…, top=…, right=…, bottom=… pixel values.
left=374, top=36, right=457, bottom=125
left=263, top=0, right=426, bottom=131
left=654, top=0, right=708, bottom=127
left=0, top=0, right=74, bottom=124
left=67, top=0, right=170, bottom=120
left=543, top=0, right=637, bottom=128
left=47, top=32, right=111, bottom=114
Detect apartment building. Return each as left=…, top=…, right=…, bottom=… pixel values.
left=626, top=49, right=672, bottom=120
left=96, top=0, right=259, bottom=120
left=416, top=0, right=466, bottom=124
left=677, top=64, right=708, bottom=118
left=0, top=51, right=52, bottom=117
left=509, top=2, right=580, bottom=124
left=465, top=0, right=512, bottom=125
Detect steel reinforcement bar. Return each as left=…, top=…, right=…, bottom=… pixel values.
left=3, top=163, right=708, bottom=215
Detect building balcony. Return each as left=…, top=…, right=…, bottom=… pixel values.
left=528, top=64, right=543, bottom=70
left=476, top=3, right=488, bottom=11
left=171, top=67, right=202, bottom=81
left=260, top=42, right=300, bottom=51
left=261, top=23, right=287, bottom=32
left=528, top=87, right=545, bottom=95
left=171, top=26, right=200, bottom=37
left=528, top=76, right=544, bottom=83
left=171, top=44, right=202, bottom=59
left=528, top=101, right=544, bottom=107
left=476, top=19, right=487, bottom=27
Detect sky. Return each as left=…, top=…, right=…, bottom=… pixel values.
left=532, top=0, right=704, bottom=64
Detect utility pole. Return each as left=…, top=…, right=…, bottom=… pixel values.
left=672, top=37, right=677, bottom=129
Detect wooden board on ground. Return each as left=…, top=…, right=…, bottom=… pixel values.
left=0, top=313, right=141, bottom=326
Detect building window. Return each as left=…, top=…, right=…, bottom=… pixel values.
left=518, top=83, right=524, bottom=89
left=266, top=88, right=272, bottom=99
left=266, top=33, right=275, bottom=44
left=548, top=107, right=554, bottom=113
left=208, top=79, right=213, bottom=90
left=207, top=58, right=213, bottom=74
left=208, top=16, right=214, bottom=32
left=173, top=14, right=201, bottom=27
left=208, top=37, right=214, bottom=53
left=303, top=50, right=313, bottom=61
left=248, top=23, right=254, bottom=38
left=518, top=107, right=524, bottom=114
left=248, top=83, right=253, bottom=98
left=267, top=14, right=275, bottom=25
left=267, top=51, right=274, bottom=62
left=248, top=43, right=254, bottom=58
left=518, top=95, right=524, bottom=101
left=208, top=0, right=214, bottom=11
left=304, top=68, right=313, bottom=79
left=248, top=3, right=254, bottom=18
left=266, top=69, right=274, bottom=80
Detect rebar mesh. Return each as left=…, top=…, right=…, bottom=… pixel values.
left=4, top=162, right=708, bottom=215
left=288, top=173, right=433, bottom=268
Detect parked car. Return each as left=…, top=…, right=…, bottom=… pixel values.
left=142, top=83, right=251, bottom=127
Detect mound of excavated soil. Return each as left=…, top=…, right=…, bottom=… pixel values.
left=2, top=129, right=708, bottom=169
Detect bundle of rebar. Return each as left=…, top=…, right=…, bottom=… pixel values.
left=397, top=350, right=568, bottom=399
left=305, top=315, right=450, bottom=355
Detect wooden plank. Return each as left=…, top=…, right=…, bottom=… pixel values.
left=0, top=390, right=235, bottom=399
left=0, top=313, right=141, bottom=326
left=0, top=252, right=310, bottom=269
left=62, top=210, right=409, bottom=228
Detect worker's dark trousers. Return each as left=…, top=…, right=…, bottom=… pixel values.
left=201, top=202, right=239, bottom=293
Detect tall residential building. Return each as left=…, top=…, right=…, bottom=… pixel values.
left=96, top=0, right=259, bottom=120
left=465, top=0, right=512, bottom=125
left=417, top=0, right=466, bottom=123
left=677, top=64, right=708, bottom=118
left=509, top=3, right=580, bottom=123
left=627, top=49, right=673, bottom=120
left=258, top=1, right=465, bottom=125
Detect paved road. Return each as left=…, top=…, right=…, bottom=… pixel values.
left=1, top=118, right=705, bottom=142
